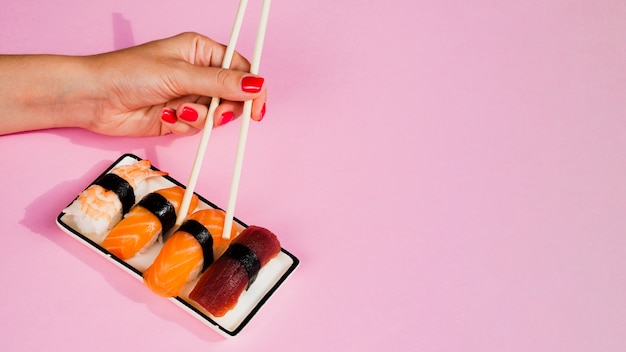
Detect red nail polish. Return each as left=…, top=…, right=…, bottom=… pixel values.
left=161, top=109, right=177, bottom=123
left=219, top=111, right=234, bottom=126
left=260, top=103, right=266, bottom=121
left=241, top=76, right=264, bottom=93
left=180, top=106, right=198, bottom=122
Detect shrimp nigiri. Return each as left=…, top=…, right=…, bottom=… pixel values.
left=102, top=186, right=198, bottom=260
left=143, top=209, right=238, bottom=297
left=63, top=159, right=166, bottom=242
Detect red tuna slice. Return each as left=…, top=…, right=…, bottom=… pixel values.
left=189, top=225, right=281, bottom=317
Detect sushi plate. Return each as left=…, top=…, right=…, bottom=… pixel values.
left=55, top=153, right=299, bottom=337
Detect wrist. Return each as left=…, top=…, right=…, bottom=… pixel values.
left=0, top=54, right=101, bottom=134
left=41, top=55, right=103, bottom=131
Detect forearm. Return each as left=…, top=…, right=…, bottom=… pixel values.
left=0, top=55, right=101, bottom=135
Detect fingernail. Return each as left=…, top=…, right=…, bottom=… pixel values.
left=218, top=111, right=234, bottom=126
left=161, top=108, right=177, bottom=123
left=241, top=76, right=264, bottom=93
left=180, top=106, right=198, bottom=122
left=259, top=103, right=266, bottom=121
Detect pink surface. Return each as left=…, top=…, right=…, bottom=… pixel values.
left=1, top=0, right=625, bottom=350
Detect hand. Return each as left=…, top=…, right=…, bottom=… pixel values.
left=0, top=32, right=267, bottom=136
left=89, top=32, right=267, bottom=136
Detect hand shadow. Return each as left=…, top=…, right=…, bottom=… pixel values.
left=19, top=156, right=224, bottom=343
left=15, top=14, right=226, bottom=341
left=113, top=12, right=135, bottom=50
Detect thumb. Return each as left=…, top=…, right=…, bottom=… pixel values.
left=171, top=65, right=265, bottom=102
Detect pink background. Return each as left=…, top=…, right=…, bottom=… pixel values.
left=1, top=0, right=625, bottom=351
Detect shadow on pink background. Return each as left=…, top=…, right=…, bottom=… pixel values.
left=112, top=12, right=136, bottom=50
left=1, top=1, right=625, bottom=351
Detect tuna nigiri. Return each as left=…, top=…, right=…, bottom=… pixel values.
left=63, top=159, right=166, bottom=242
left=143, top=209, right=238, bottom=297
left=189, top=226, right=281, bottom=317
left=102, top=186, right=198, bottom=260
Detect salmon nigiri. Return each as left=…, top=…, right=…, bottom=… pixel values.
left=102, top=186, right=198, bottom=260
left=143, top=209, right=238, bottom=297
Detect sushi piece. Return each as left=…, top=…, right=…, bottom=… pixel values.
left=102, top=186, right=198, bottom=260
left=62, top=159, right=166, bottom=242
left=189, top=226, right=281, bottom=317
left=142, top=209, right=238, bottom=297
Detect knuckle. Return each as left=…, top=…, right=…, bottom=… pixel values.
left=215, top=68, right=232, bottom=87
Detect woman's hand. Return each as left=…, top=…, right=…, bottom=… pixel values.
left=89, top=32, right=267, bottom=136
left=0, top=32, right=267, bottom=136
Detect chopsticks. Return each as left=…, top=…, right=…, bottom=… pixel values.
left=175, top=0, right=272, bottom=242
left=221, top=0, right=272, bottom=240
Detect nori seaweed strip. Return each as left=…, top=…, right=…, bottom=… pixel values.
left=137, top=193, right=176, bottom=234
left=93, top=173, right=135, bottom=214
left=178, top=219, right=214, bottom=271
left=224, top=243, right=261, bottom=289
